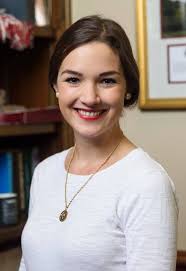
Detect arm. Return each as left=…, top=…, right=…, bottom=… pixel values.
left=18, top=257, right=26, bottom=271
left=117, top=170, right=178, bottom=271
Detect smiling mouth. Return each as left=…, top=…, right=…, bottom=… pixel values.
left=74, top=108, right=107, bottom=119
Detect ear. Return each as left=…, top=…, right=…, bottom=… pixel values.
left=53, top=85, right=59, bottom=98
left=125, top=92, right=131, bottom=100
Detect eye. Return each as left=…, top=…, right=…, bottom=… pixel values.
left=100, top=78, right=117, bottom=86
left=65, top=77, right=80, bottom=84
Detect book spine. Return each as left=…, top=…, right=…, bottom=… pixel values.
left=0, top=112, right=23, bottom=124
left=0, top=152, right=13, bottom=193
left=23, top=149, right=32, bottom=213
left=6, top=152, right=13, bottom=193
left=0, top=107, right=61, bottom=124
left=16, top=151, right=25, bottom=211
left=23, top=108, right=62, bottom=124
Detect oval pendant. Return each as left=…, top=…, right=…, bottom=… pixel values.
left=59, top=209, right=68, bottom=222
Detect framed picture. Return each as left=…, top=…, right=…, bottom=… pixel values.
left=0, top=0, right=51, bottom=25
left=34, top=0, right=51, bottom=26
left=137, top=0, right=186, bottom=109
left=161, top=0, right=186, bottom=38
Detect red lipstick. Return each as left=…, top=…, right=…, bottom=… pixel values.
left=75, top=109, right=106, bottom=121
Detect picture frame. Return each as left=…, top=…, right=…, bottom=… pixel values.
left=136, top=0, right=186, bottom=109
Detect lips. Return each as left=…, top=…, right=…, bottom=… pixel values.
left=74, top=108, right=107, bottom=120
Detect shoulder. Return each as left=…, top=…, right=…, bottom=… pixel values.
left=30, top=148, right=70, bottom=193
left=122, top=148, right=176, bottom=196
left=33, top=148, right=70, bottom=176
left=116, top=149, right=179, bottom=219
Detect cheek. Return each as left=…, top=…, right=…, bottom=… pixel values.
left=104, top=89, right=124, bottom=108
left=57, top=87, right=77, bottom=106
left=56, top=92, right=70, bottom=115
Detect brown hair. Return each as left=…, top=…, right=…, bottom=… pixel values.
left=49, top=15, right=139, bottom=107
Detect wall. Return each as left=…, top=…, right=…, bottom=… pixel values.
left=71, top=0, right=186, bottom=250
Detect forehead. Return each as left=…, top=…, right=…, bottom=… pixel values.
left=60, top=42, right=121, bottom=73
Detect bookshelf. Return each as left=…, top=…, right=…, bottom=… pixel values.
left=0, top=0, right=73, bottom=249
left=33, top=26, right=55, bottom=39
left=0, top=123, right=56, bottom=137
left=0, top=214, right=26, bottom=246
left=177, top=251, right=186, bottom=271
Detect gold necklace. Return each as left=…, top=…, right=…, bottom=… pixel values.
left=59, top=138, right=123, bottom=222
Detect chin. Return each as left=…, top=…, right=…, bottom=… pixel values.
left=74, top=128, right=108, bottom=140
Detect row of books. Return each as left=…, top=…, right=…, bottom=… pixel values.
left=0, top=106, right=62, bottom=124
left=0, top=147, right=40, bottom=213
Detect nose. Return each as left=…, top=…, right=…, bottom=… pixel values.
left=79, top=82, right=100, bottom=106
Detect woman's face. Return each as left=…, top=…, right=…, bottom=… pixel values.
left=54, top=41, right=126, bottom=140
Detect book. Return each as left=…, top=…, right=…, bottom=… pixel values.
left=0, top=146, right=41, bottom=214
left=23, top=148, right=32, bottom=213
left=14, top=147, right=40, bottom=213
left=31, top=146, right=40, bottom=174
left=0, top=106, right=62, bottom=124
left=0, top=152, right=13, bottom=193
left=22, top=147, right=40, bottom=213
left=4, top=146, right=41, bottom=213
left=13, top=150, right=25, bottom=211
left=0, top=193, right=19, bottom=225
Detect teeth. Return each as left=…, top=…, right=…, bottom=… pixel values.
left=78, top=110, right=102, bottom=117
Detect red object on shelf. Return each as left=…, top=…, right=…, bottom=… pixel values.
left=0, top=13, right=33, bottom=50
left=0, top=107, right=62, bottom=124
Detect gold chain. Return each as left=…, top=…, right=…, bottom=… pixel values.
left=59, top=138, right=123, bottom=222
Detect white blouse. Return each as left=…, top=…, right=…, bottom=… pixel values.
left=19, top=148, right=178, bottom=271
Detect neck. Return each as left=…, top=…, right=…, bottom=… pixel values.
left=66, top=125, right=136, bottom=175
left=73, top=127, right=125, bottom=163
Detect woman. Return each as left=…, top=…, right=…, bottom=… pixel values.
left=19, top=15, right=178, bottom=271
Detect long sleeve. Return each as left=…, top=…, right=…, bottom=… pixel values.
left=18, top=257, right=26, bottom=271
left=117, top=170, right=178, bottom=271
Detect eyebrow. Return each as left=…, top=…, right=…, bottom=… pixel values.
left=100, top=71, right=121, bottom=76
left=61, top=70, right=82, bottom=76
left=60, top=69, right=121, bottom=77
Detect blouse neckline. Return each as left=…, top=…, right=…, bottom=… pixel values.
left=62, top=147, right=142, bottom=177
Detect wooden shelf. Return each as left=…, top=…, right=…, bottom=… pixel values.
left=177, top=251, right=186, bottom=268
left=33, top=26, right=55, bottom=39
left=0, top=123, right=56, bottom=137
left=0, top=1, right=73, bottom=252
left=0, top=214, right=26, bottom=246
